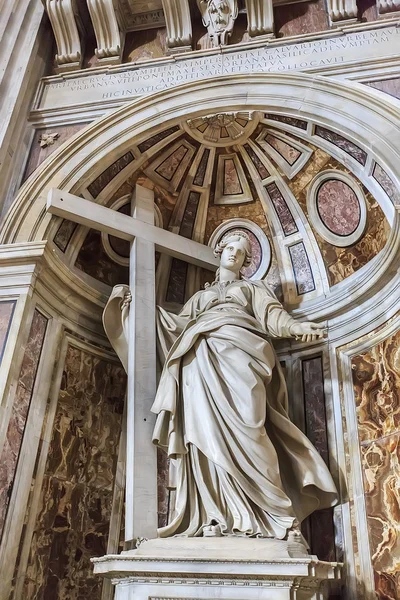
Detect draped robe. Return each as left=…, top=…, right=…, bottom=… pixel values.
left=103, top=279, right=338, bottom=540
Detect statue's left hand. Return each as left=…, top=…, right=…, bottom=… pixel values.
left=290, top=322, right=326, bottom=343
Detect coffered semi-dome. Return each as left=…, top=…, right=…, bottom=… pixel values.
left=47, top=109, right=390, bottom=312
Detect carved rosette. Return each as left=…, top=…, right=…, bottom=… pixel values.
left=185, top=111, right=259, bottom=146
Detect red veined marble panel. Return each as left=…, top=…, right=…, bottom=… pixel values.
left=244, top=144, right=270, bottom=180
left=87, top=152, right=135, bottom=198
left=53, top=220, right=78, bottom=253
left=155, top=145, right=188, bottom=181
left=317, top=179, right=361, bottom=236
left=302, top=357, right=336, bottom=563
left=193, top=149, right=210, bottom=187
left=265, top=134, right=301, bottom=165
left=265, top=182, right=298, bottom=236
left=288, top=242, right=315, bottom=295
left=314, top=126, right=367, bottom=166
left=223, top=159, right=242, bottom=195
left=166, top=258, right=188, bottom=304
left=366, top=78, right=400, bottom=101
left=137, top=126, right=180, bottom=153
left=0, top=310, right=47, bottom=541
left=372, top=162, right=400, bottom=206
left=266, top=114, right=308, bottom=130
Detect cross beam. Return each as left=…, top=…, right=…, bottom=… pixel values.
left=47, top=188, right=219, bottom=271
left=46, top=185, right=218, bottom=544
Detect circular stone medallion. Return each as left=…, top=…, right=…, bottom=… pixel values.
left=316, top=179, right=361, bottom=236
left=307, top=170, right=367, bottom=248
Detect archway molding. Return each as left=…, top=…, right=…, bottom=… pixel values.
left=1, top=72, right=400, bottom=341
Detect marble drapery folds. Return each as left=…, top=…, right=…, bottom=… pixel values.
left=104, top=279, right=337, bottom=539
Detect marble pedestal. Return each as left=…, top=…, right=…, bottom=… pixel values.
left=92, top=538, right=342, bottom=600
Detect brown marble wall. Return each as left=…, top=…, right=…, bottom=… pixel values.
left=23, top=124, right=89, bottom=183
left=286, top=144, right=390, bottom=287
left=274, top=0, right=329, bottom=38
left=352, top=330, right=400, bottom=599
left=24, top=343, right=126, bottom=600
left=0, top=310, right=48, bottom=541
left=0, top=301, right=16, bottom=365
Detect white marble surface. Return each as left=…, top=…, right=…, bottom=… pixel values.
left=92, top=538, right=342, bottom=600
left=32, top=25, right=400, bottom=116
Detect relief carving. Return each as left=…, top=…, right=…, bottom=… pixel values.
left=197, top=0, right=238, bottom=46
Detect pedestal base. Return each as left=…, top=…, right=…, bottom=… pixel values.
left=92, top=538, right=342, bottom=600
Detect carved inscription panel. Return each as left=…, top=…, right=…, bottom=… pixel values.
left=35, top=27, right=400, bottom=113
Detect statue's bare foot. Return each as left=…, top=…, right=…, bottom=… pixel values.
left=203, top=523, right=222, bottom=537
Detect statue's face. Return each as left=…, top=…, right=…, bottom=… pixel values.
left=220, top=238, right=247, bottom=274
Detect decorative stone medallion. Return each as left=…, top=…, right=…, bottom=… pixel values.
left=208, top=218, right=271, bottom=279
left=307, top=170, right=367, bottom=247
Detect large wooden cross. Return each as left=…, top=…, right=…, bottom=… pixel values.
left=47, top=185, right=219, bottom=544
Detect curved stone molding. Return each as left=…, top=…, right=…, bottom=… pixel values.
left=245, top=0, right=274, bottom=38
left=208, top=218, right=271, bottom=279
left=307, top=170, right=367, bottom=247
left=86, top=0, right=124, bottom=65
left=46, top=0, right=83, bottom=71
left=161, top=0, right=192, bottom=53
left=1, top=73, right=399, bottom=323
left=197, top=0, right=238, bottom=46
left=327, top=0, right=358, bottom=25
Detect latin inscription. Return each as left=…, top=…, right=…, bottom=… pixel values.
left=37, top=27, right=400, bottom=111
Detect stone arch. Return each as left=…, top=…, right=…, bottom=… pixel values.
left=1, top=72, right=399, bottom=337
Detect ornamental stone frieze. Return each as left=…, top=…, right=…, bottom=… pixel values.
left=197, top=0, right=238, bottom=46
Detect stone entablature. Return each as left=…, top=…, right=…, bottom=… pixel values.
left=32, top=24, right=400, bottom=123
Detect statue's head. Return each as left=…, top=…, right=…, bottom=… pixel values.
left=214, top=231, right=252, bottom=278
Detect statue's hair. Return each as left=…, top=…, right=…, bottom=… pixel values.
left=210, top=231, right=252, bottom=283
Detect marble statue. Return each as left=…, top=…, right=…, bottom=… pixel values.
left=197, top=0, right=238, bottom=46
left=104, top=231, right=338, bottom=540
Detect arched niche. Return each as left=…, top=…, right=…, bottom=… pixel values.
left=1, top=72, right=399, bottom=339
left=1, top=73, right=400, bottom=599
